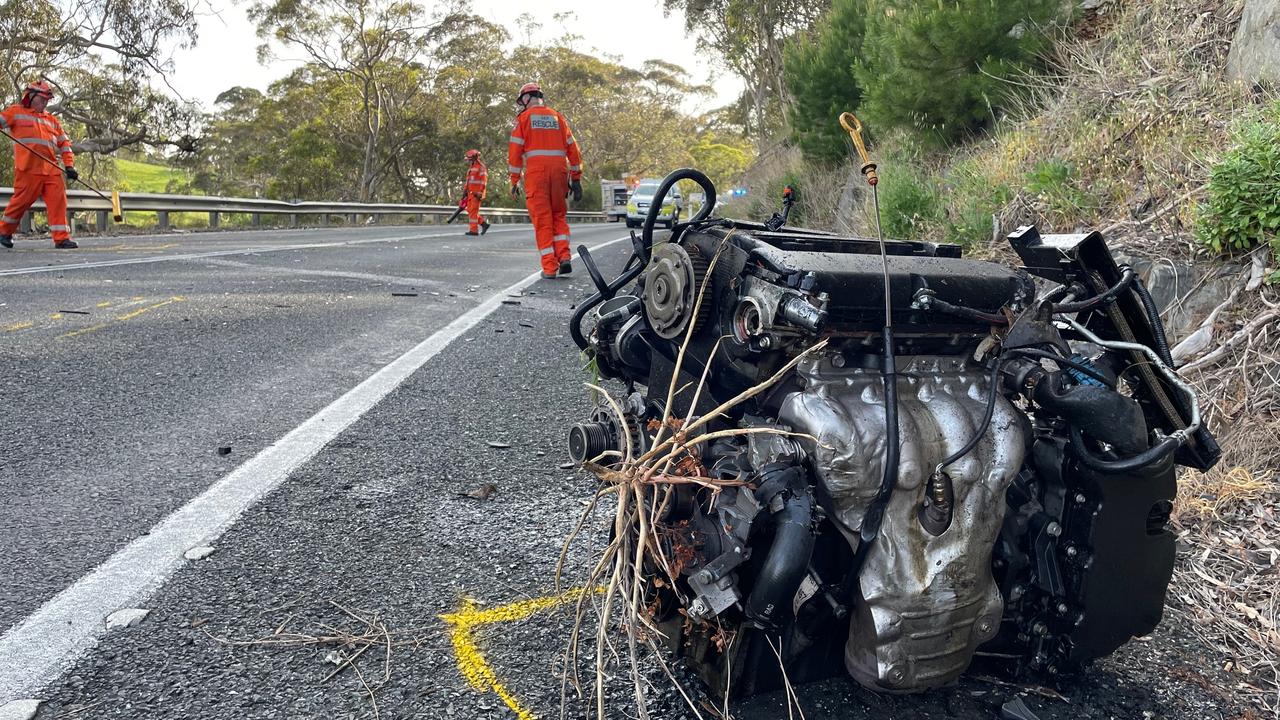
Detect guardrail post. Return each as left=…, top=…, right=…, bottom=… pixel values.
left=349, top=213, right=358, bottom=225
left=289, top=213, right=298, bottom=228
left=252, top=213, right=262, bottom=228
left=96, top=210, right=108, bottom=231
left=209, top=211, right=220, bottom=228
left=19, top=213, right=32, bottom=233
left=157, top=211, right=170, bottom=230
left=416, top=213, right=424, bottom=224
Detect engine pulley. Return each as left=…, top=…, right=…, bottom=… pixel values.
left=642, top=242, right=709, bottom=340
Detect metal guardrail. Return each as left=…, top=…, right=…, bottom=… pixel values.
left=0, top=187, right=609, bottom=231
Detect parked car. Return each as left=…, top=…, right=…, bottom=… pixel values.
left=625, top=178, right=683, bottom=228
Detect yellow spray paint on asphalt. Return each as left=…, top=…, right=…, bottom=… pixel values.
left=59, top=296, right=186, bottom=339
left=439, top=586, right=596, bottom=719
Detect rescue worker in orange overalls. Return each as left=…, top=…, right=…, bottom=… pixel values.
left=0, top=81, right=79, bottom=249
left=462, top=149, right=491, bottom=236
left=507, top=82, right=582, bottom=279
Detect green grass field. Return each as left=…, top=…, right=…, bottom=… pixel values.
left=113, top=157, right=190, bottom=194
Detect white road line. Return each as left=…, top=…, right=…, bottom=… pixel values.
left=0, top=225, right=540, bottom=277
left=0, top=235, right=628, bottom=702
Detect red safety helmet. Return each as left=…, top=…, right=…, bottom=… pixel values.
left=21, top=80, right=54, bottom=107
left=516, top=82, right=543, bottom=103
left=464, top=149, right=481, bottom=162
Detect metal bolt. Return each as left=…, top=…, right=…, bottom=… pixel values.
left=1010, top=585, right=1025, bottom=601
left=977, top=619, right=994, bottom=635
left=1065, top=545, right=1079, bottom=558
left=1046, top=522, right=1062, bottom=538
left=696, top=569, right=713, bottom=584
left=1032, top=622, right=1049, bottom=636
left=887, top=667, right=906, bottom=684
left=690, top=599, right=708, bottom=616
left=832, top=354, right=847, bottom=368
left=1074, top=493, right=1087, bottom=504
left=758, top=336, right=772, bottom=349
left=1056, top=603, right=1069, bottom=615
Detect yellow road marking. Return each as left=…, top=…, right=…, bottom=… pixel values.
left=3, top=321, right=34, bottom=332
left=59, top=296, right=186, bottom=339
left=440, top=587, right=594, bottom=720
left=96, top=301, right=112, bottom=308
left=49, top=313, right=62, bottom=320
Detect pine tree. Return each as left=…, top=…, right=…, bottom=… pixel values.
left=856, top=0, right=1060, bottom=145
left=783, top=0, right=867, bottom=163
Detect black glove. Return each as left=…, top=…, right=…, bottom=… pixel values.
left=510, top=184, right=522, bottom=199
left=64, top=167, right=79, bottom=182
left=568, top=179, right=583, bottom=202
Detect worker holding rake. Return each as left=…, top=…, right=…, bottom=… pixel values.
left=0, top=80, right=79, bottom=249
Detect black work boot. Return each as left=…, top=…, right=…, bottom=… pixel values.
left=480, top=221, right=491, bottom=235
left=464, top=231, right=479, bottom=236
left=0, top=235, right=12, bottom=249
left=559, top=260, right=573, bottom=275
left=54, top=239, right=78, bottom=249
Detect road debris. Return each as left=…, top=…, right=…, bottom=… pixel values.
left=184, top=546, right=216, bottom=561
left=458, top=483, right=498, bottom=501
left=486, top=440, right=511, bottom=449
left=217, top=445, right=232, bottom=456
left=0, top=700, right=40, bottom=720
left=105, top=608, right=150, bottom=630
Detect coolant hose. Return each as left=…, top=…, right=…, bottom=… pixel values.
left=744, top=465, right=815, bottom=629
left=1070, top=426, right=1179, bottom=474
left=641, top=168, right=717, bottom=260
left=1133, top=276, right=1174, bottom=367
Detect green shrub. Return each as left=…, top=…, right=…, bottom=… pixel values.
left=878, top=163, right=942, bottom=240
left=856, top=0, right=1061, bottom=146
left=945, top=164, right=1013, bottom=247
left=1196, top=106, right=1280, bottom=262
left=1025, top=159, right=1089, bottom=216
left=784, top=0, right=867, bottom=163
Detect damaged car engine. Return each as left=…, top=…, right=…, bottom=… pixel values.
left=566, top=169, right=1220, bottom=697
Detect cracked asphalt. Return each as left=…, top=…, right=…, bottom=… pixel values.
left=0, top=223, right=1249, bottom=720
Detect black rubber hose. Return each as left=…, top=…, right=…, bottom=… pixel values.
left=1070, top=426, right=1180, bottom=474
left=569, top=250, right=645, bottom=350
left=1051, top=267, right=1136, bottom=314
left=938, top=354, right=1009, bottom=470
left=641, top=168, right=717, bottom=262
left=1133, top=276, right=1174, bottom=367
left=744, top=466, right=815, bottom=629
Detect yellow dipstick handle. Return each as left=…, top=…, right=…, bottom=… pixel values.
left=110, top=191, right=123, bottom=222
left=839, top=112, right=878, bottom=186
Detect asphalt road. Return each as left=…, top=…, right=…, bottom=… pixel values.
left=0, top=223, right=1245, bottom=720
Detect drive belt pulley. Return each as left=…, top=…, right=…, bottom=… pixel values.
left=642, top=242, right=710, bottom=340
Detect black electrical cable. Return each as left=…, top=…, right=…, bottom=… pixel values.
left=937, top=354, right=1010, bottom=471
left=1051, top=267, right=1136, bottom=314
left=1069, top=426, right=1179, bottom=473
left=925, top=296, right=1010, bottom=325
left=1005, top=347, right=1116, bottom=388
left=1133, top=276, right=1174, bottom=366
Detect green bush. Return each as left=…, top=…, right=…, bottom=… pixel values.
left=878, top=162, right=942, bottom=240
left=1025, top=159, right=1089, bottom=215
left=1196, top=106, right=1280, bottom=262
left=856, top=0, right=1061, bottom=146
left=784, top=0, right=867, bottom=163
left=944, top=162, right=1012, bottom=247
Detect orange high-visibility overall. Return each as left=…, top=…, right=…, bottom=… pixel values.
left=0, top=103, right=75, bottom=244
left=508, top=105, right=582, bottom=275
left=464, top=160, right=488, bottom=233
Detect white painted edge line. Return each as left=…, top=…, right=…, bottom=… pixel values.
left=0, top=226, right=540, bottom=277
left=0, top=235, right=629, bottom=702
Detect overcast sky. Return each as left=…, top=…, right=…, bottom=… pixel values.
left=166, top=0, right=743, bottom=112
